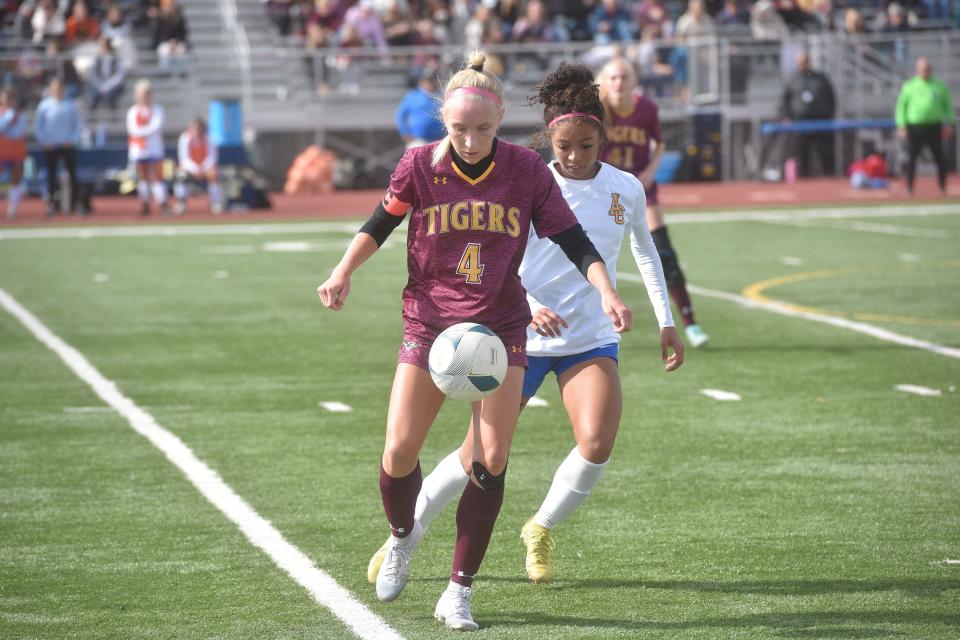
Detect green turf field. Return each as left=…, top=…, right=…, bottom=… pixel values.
left=1, top=205, right=958, bottom=639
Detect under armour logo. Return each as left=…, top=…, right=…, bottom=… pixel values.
left=402, top=340, right=422, bottom=352
left=434, top=176, right=448, bottom=184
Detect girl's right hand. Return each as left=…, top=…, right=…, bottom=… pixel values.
left=530, top=307, right=568, bottom=338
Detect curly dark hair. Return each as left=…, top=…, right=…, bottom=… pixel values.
left=528, top=63, right=605, bottom=149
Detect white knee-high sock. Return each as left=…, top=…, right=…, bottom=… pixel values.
left=533, top=447, right=609, bottom=530
left=208, top=182, right=223, bottom=208
left=414, top=448, right=470, bottom=530
left=8, top=183, right=25, bottom=215
left=151, top=181, right=167, bottom=205
left=137, top=180, right=150, bottom=202
left=173, top=180, right=187, bottom=202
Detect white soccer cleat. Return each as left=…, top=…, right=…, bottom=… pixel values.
left=375, top=520, right=423, bottom=602
left=367, top=536, right=391, bottom=584
left=685, top=324, right=709, bottom=348
left=434, top=581, right=479, bottom=631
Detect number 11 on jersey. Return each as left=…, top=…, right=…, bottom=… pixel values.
left=457, top=243, right=485, bottom=284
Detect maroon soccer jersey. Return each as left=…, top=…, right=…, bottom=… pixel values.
left=601, top=93, right=662, bottom=178
left=388, top=139, right=578, bottom=363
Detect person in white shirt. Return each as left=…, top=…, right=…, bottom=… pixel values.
left=126, top=79, right=168, bottom=215
left=367, top=62, right=684, bottom=586
left=174, top=118, right=223, bottom=214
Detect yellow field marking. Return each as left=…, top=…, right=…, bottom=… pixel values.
left=742, top=267, right=960, bottom=328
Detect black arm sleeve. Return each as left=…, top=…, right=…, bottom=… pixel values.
left=358, top=202, right=405, bottom=247
left=547, top=224, right=604, bottom=278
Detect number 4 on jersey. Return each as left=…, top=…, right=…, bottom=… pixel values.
left=457, top=243, right=485, bottom=284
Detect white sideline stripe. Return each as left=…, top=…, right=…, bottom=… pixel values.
left=320, top=401, right=353, bottom=413
left=526, top=396, right=549, bottom=408
left=943, top=559, right=960, bottom=564
left=2, top=204, right=957, bottom=240
left=894, top=384, right=942, bottom=397
left=616, top=273, right=960, bottom=360
left=0, top=287, right=404, bottom=640
left=764, top=219, right=951, bottom=238
left=700, top=389, right=742, bottom=401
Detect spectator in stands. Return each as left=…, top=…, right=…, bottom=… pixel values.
left=30, top=0, right=66, bottom=45
left=878, top=3, right=911, bottom=67
left=589, top=0, right=635, bottom=45
left=44, top=39, right=83, bottom=100
left=775, top=0, right=821, bottom=33
left=341, top=0, right=387, bottom=52
left=264, top=0, right=297, bottom=36
left=717, top=0, right=750, bottom=27
left=634, top=24, right=674, bottom=96
left=174, top=117, right=223, bottom=215
left=750, top=0, right=789, bottom=40
left=88, top=35, right=125, bottom=111
left=152, top=0, right=190, bottom=77
left=101, top=3, right=138, bottom=69
left=512, top=0, right=560, bottom=43
left=394, top=66, right=443, bottom=149
left=671, top=0, right=716, bottom=99
left=634, top=0, right=673, bottom=37
left=0, top=87, right=28, bottom=221
left=34, top=77, right=84, bottom=216
left=842, top=7, right=867, bottom=36
left=779, top=51, right=836, bottom=177
left=382, top=0, right=414, bottom=46
left=126, top=79, right=169, bottom=215
left=550, top=0, right=597, bottom=42
left=896, top=57, right=955, bottom=196
left=64, top=0, right=100, bottom=46
left=305, top=0, right=344, bottom=39
left=13, top=45, right=47, bottom=106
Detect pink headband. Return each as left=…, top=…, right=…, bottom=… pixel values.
left=444, top=86, right=502, bottom=105
left=548, top=112, right=602, bottom=128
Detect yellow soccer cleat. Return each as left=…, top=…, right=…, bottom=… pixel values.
left=520, top=518, right=556, bottom=583
left=367, top=536, right=390, bottom=584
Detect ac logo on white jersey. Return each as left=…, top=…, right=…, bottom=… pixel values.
left=608, top=193, right=625, bottom=225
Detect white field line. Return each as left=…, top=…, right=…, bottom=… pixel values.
left=700, top=389, right=742, bottom=401
left=616, top=273, right=960, bottom=360
left=526, top=396, right=549, bottom=408
left=763, top=219, right=951, bottom=238
left=894, top=384, right=942, bottom=397
left=320, top=401, right=353, bottom=413
left=2, top=204, right=958, bottom=241
left=0, top=287, right=403, bottom=640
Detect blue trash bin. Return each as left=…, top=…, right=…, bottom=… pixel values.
left=209, top=99, right=243, bottom=146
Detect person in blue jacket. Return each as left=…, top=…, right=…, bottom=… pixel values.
left=395, top=67, right=444, bottom=149
left=34, top=78, right=85, bottom=217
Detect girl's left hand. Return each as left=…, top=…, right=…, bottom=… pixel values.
left=660, top=326, right=685, bottom=372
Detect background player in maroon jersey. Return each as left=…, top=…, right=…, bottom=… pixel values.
left=598, top=57, right=710, bottom=348
left=317, top=51, right=633, bottom=631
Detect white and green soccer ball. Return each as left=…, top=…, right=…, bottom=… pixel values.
left=429, top=322, right=508, bottom=401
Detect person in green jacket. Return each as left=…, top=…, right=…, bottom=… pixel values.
left=895, top=57, right=955, bottom=195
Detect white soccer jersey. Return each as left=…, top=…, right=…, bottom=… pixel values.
left=519, top=161, right=674, bottom=357
left=126, top=104, right=165, bottom=162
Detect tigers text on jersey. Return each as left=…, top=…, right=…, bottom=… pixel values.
left=600, top=94, right=661, bottom=177
left=389, top=139, right=579, bottom=339
left=520, top=162, right=673, bottom=357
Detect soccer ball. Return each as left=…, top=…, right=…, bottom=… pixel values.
left=429, top=322, right=508, bottom=401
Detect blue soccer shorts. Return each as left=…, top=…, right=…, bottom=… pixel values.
left=522, top=343, right=619, bottom=399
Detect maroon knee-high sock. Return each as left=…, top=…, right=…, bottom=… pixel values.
left=669, top=284, right=696, bottom=327
left=451, top=481, right=504, bottom=587
left=380, top=462, right=421, bottom=539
